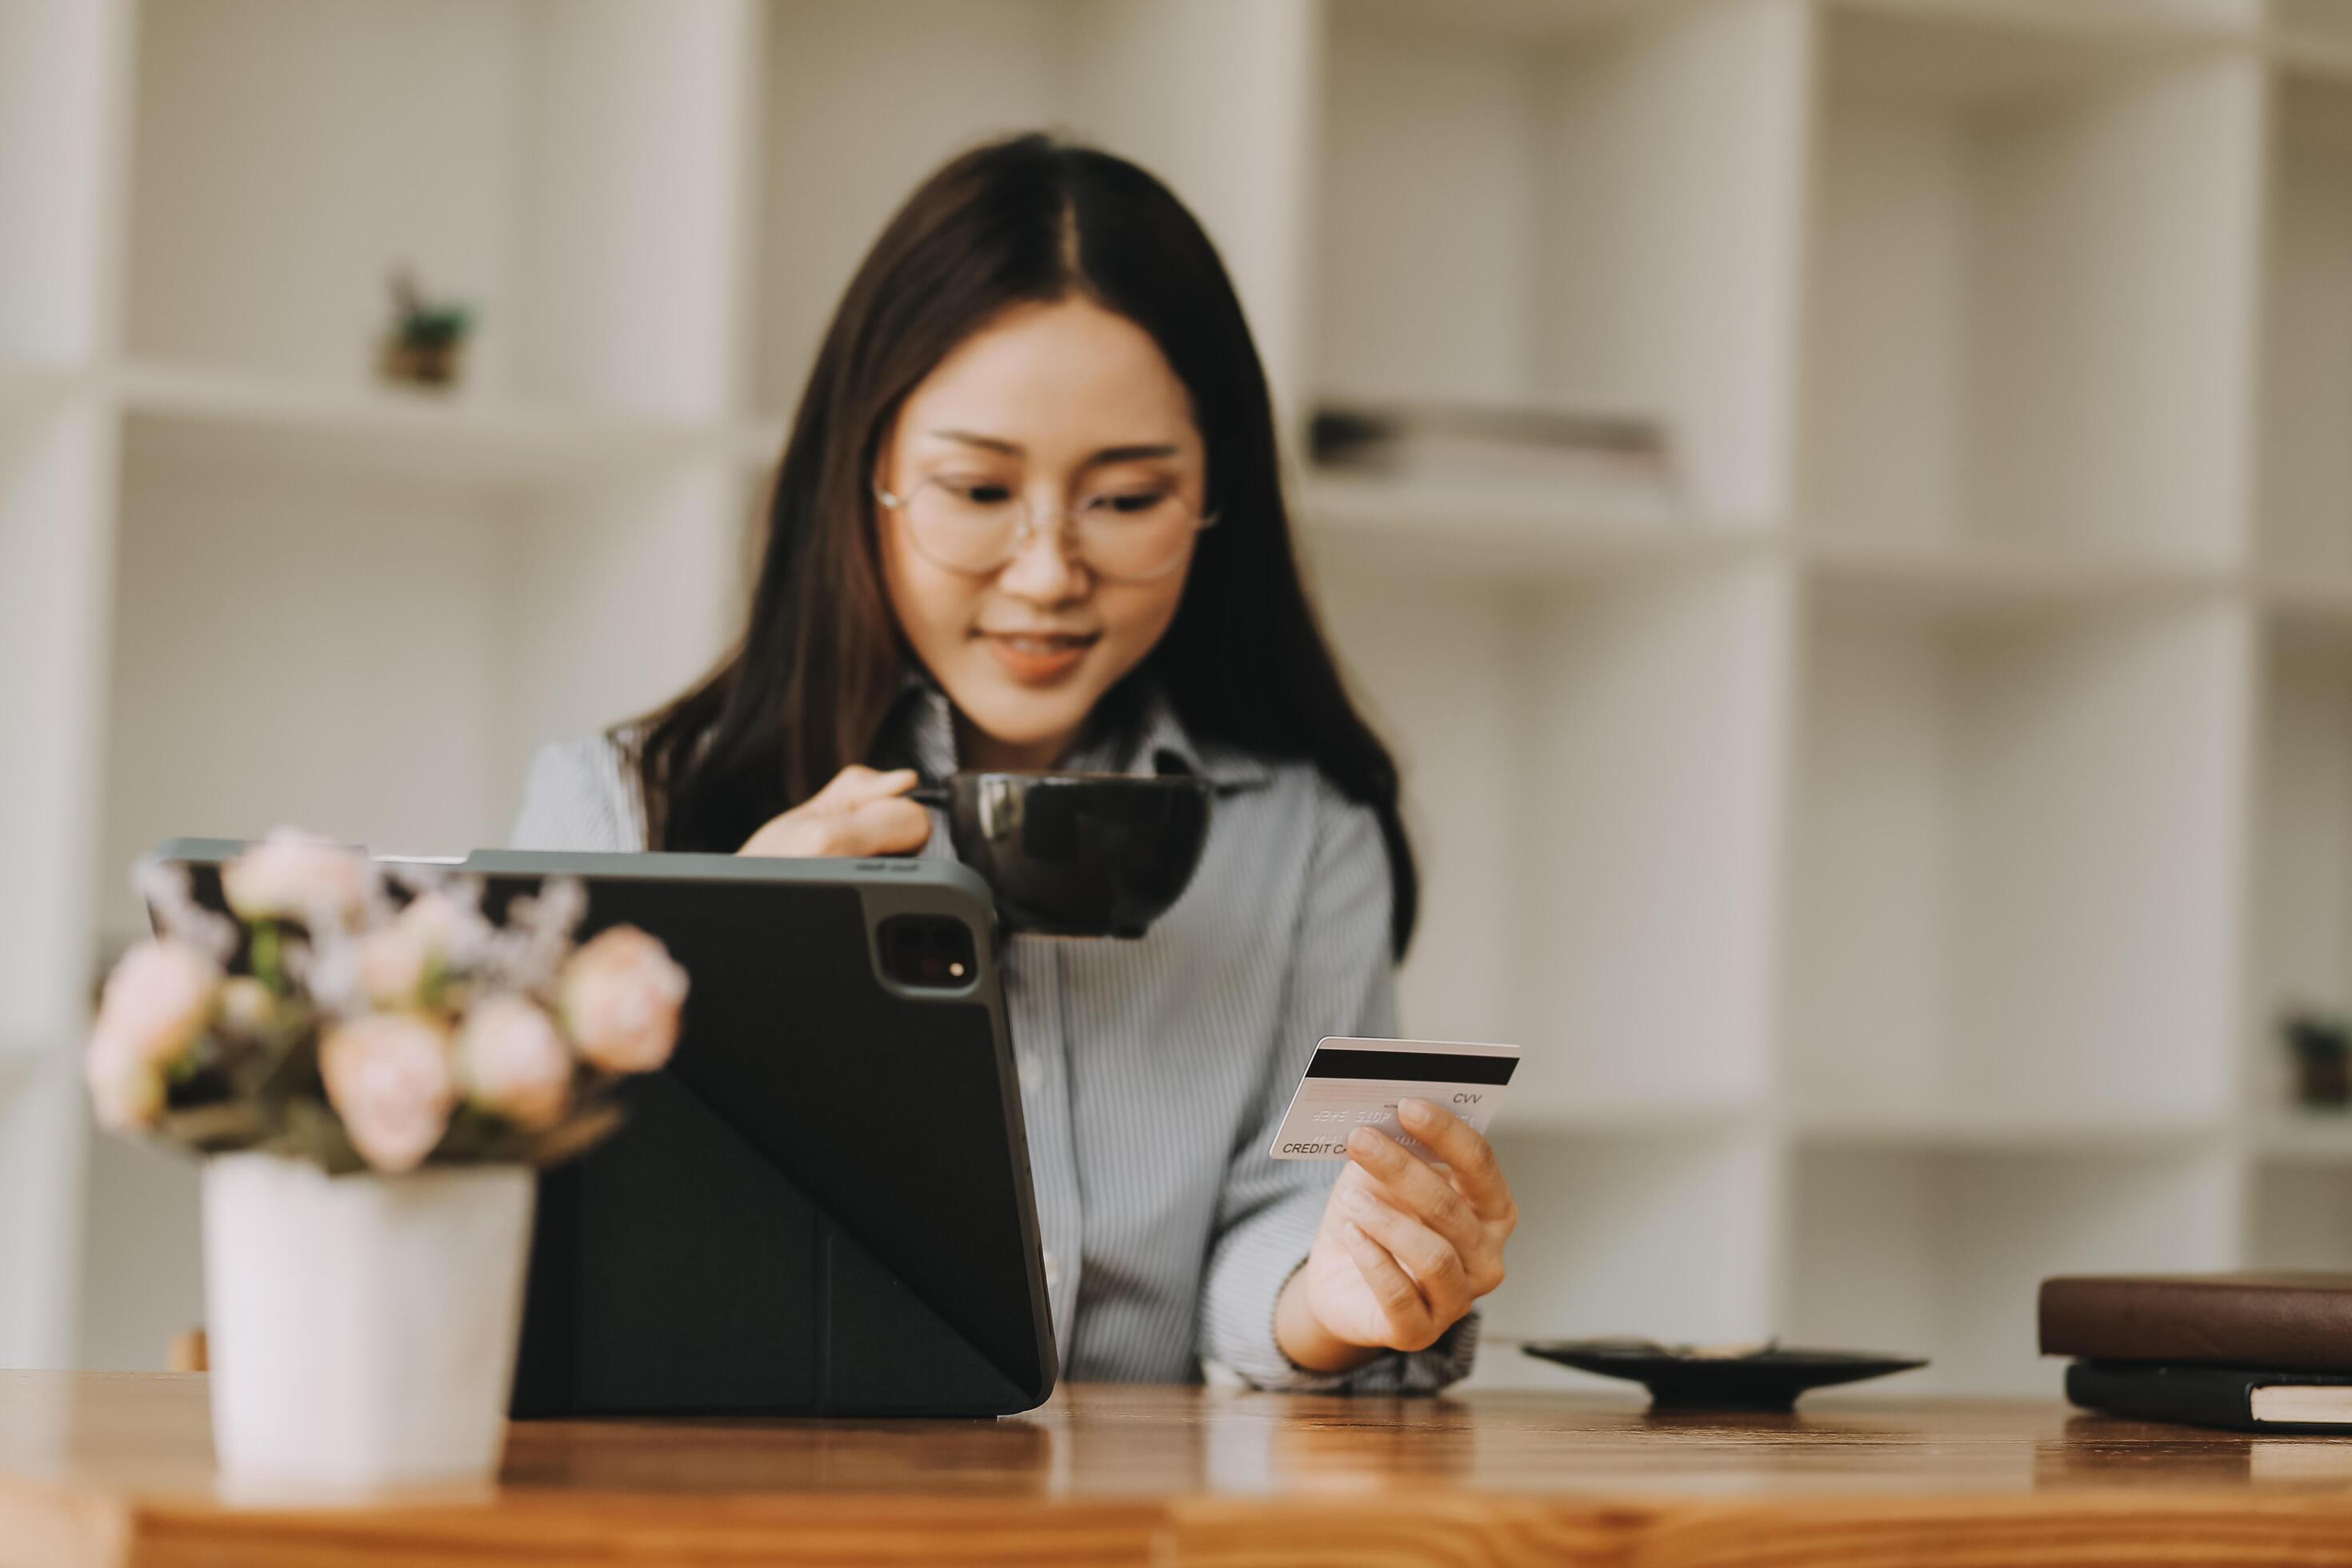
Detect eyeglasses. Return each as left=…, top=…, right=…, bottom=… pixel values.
left=875, top=475, right=1217, bottom=585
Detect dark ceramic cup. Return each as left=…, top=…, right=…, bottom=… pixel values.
left=918, top=773, right=1213, bottom=938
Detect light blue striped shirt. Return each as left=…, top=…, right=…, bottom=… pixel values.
left=509, top=680, right=1478, bottom=1390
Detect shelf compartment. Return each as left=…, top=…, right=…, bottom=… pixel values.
left=2257, top=74, right=2352, bottom=575
left=752, top=0, right=1317, bottom=420
left=93, top=438, right=748, bottom=941
left=1786, top=1143, right=2238, bottom=1396
left=1514, top=564, right=1794, bottom=1117
left=754, top=0, right=1075, bottom=414
left=1314, top=0, right=1809, bottom=518
left=124, top=0, right=751, bottom=416
left=1784, top=589, right=2251, bottom=1121
left=1315, top=562, right=1535, bottom=1050
left=1317, top=560, right=1792, bottom=1114
left=1466, top=1125, right=1780, bottom=1392
left=1800, top=2, right=2263, bottom=554
left=2249, top=615, right=2352, bottom=1119
left=96, top=450, right=518, bottom=932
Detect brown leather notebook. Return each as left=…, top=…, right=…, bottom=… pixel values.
left=2039, top=1273, right=2352, bottom=1372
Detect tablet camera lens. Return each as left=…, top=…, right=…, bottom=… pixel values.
left=878, top=916, right=978, bottom=989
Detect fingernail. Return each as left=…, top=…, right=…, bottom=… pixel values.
left=1346, top=1128, right=1378, bottom=1157
left=1342, top=1185, right=1373, bottom=1213
left=1400, top=1097, right=1431, bottom=1122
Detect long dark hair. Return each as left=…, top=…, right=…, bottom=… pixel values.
left=634, top=133, right=1418, bottom=954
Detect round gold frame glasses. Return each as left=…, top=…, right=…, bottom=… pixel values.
left=874, top=477, right=1218, bottom=585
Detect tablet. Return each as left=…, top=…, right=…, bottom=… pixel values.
left=151, top=841, right=1058, bottom=1419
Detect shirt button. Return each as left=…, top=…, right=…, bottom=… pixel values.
left=1018, top=1053, right=1042, bottom=1094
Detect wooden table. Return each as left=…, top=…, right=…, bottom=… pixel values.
left=7, top=1373, right=2352, bottom=1566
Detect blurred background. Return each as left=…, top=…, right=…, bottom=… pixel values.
left=7, top=0, right=2352, bottom=1396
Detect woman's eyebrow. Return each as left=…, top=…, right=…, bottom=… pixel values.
left=928, top=430, right=1182, bottom=466
left=1082, top=443, right=1181, bottom=467
left=930, top=428, right=1022, bottom=455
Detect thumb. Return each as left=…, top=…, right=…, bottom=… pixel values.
left=814, top=766, right=918, bottom=808
left=834, top=796, right=932, bottom=858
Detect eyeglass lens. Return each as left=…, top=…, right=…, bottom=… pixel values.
left=901, top=478, right=1205, bottom=582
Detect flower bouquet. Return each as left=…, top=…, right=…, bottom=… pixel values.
left=89, top=830, right=689, bottom=1490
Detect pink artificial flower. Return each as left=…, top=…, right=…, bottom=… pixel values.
left=93, top=940, right=221, bottom=1071
left=356, top=890, right=494, bottom=1010
left=85, top=1026, right=166, bottom=1131
left=397, top=889, right=490, bottom=966
left=84, top=938, right=217, bottom=1132
left=355, top=926, right=433, bottom=1010
left=456, top=994, right=573, bottom=1131
left=319, top=1014, right=456, bottom=1174
left=559, top=926, right=688, bottom=1074
left=222, top=830, right=374, bottom=929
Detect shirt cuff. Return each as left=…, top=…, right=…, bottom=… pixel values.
left=1220, top=1251, right=1483, bottom=1394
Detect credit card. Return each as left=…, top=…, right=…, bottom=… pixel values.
left=1268, top=1037, right=1520, bottom=1162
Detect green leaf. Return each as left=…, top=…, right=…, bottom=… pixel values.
left=251, top=922, right=284, bottom=994
left=262, top=1098, right=367, bottom=1177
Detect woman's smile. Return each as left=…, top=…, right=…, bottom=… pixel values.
left=978, top=628, right=1102, bottom=685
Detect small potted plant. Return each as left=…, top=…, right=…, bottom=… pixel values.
left=378, top=269, right=474, bottom=389
left=2282, top=1008, right=2352, bottom=1111
left=87, top=830, right=687, bottom=1490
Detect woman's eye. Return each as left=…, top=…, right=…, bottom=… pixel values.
left=943, top=480, right=1016, bottom=506
left=1086, top=490, right=1176, bottom=518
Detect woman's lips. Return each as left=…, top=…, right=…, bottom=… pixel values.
left=978, top=630, right=1099, bottom=683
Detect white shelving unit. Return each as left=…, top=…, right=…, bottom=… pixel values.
left=1786, top=593, right=2250, bottom=1128
left=9, top=0, right=2351, bottom=1395
left=1800, top=0, right=2265, bottom=558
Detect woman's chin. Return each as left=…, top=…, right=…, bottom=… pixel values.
left=935, top=683, right=1074, bottom=762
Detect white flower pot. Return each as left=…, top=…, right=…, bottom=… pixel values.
left=202, top=1151, right=535, bottom=1490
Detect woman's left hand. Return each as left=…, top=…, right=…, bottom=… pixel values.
left=1277, top=1098, right=1517, bottom=1369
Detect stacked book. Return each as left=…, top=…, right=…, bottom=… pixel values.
left=2040, top=1272, right=2352, bottom=1433
left=1308, top=400, right=1682, bottom=520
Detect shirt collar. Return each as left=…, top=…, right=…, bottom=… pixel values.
left=881, top=665, right=1271, bottom=791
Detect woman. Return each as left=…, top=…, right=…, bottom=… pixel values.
left=512, top=134, right=1516, bottom=1389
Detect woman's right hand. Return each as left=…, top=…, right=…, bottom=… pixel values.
left=737, top=766, right=931, bottom=859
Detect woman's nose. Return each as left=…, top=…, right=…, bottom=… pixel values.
left=994, top=500, right=1087, bottom=603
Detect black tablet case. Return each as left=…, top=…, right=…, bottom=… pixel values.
left=2066, top=1360, right=2352, bottom=1434
left=156, top=842, right=1058, bottom=1420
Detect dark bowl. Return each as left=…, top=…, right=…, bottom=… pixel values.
left=1522, top=1338, right=1928, bottom=1414
left=940, top=772, right=1212, bottom=938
